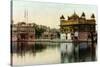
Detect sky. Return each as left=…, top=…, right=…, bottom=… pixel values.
left=12, top=0, right=97, bottom=29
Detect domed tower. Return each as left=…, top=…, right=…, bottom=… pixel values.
left=60, top=14, right=65, bottom=20
left=70, top=11, right=79, bottom=20
left=91, top=13, right=95, bottom=20
left=60, top=15, right=66, bottom=33
left=81, top=12, right=85, bottom=18
left=60, top=15, right=65, bottom=26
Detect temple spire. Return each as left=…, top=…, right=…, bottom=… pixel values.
left=70, top=11, right=79, bottom=19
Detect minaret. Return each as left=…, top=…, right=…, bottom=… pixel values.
left=24, top=8, right=28, bottom=23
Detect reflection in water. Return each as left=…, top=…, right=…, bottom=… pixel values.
left=11, top=41, right=97, bottom=66
left=12, top=42, right=60, bottom=65
left=61, top=41, right=96, bottom=63
left=61, top=42, right=74, bottom=63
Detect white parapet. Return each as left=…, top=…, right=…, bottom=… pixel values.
left=60, top=33, right=66, bottom=40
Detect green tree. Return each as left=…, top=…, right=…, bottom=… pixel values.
left=35, top=27, right=46, bottom=39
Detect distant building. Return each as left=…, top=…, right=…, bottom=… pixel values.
left=12, top=22, right=35, bottom=42
left=42, top=31, right=51, bottom=39
left=41, top=28, right=60, bottom=39
left=60, top=12, right=96, bottom=40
